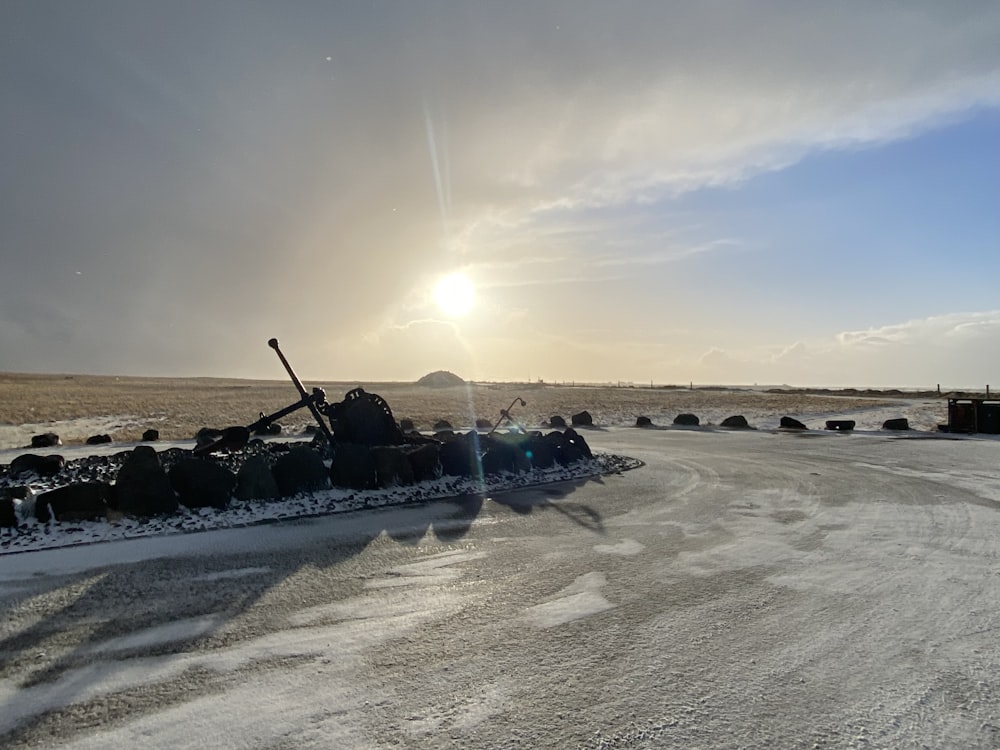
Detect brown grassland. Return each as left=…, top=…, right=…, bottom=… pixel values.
left=0, top=372, right=940, bottom=446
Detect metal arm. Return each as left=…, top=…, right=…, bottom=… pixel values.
left=268, top=338, right=336, bottom=445
left=488, top=397, right=527, bottom=435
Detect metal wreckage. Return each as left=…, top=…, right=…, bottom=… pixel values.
left=194, top=338, right=594, bottom=491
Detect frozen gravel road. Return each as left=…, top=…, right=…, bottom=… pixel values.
left=2, top=427, right=1000, bottom=749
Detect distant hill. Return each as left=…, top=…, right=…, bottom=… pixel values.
left=416, top=370, right=465, bottom=388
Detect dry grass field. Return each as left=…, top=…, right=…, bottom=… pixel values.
left=0, top=371, right=936, bottom=447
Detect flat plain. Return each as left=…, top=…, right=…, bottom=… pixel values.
left=0, top=372, right=948, bottom=447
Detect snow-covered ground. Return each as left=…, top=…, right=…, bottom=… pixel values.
left=0, top=397, right=954, bottom=557
left=3, top=413, right=1000, bottom=748
left=0, top=396, right=978, bottom=558
left=0, top=415, right=156, bottom=451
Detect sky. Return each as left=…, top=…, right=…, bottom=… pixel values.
left=1, top=1, right=998, bottom=388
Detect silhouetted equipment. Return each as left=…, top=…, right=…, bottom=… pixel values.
left=194, top=338, right=403, bottom=455
left=488, top=397, right=527, bottom=435
left=191, top=340, right=563, bottom=488
left=944, top=398, right=1000, bottom=434
left=266, top=337, right=336, bottom=445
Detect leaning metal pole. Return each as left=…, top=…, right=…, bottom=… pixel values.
left=268, top=338, right=336, bottom=446
left=488, top=397, right=527, bottom=436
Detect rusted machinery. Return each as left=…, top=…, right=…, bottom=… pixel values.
left=194, top=338, right=529, bottom=455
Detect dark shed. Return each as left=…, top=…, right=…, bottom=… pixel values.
left=946, top=398, right=1000, bottom=434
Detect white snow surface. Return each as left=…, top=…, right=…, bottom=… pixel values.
left=0, top=395, right=964, bottom=557
left=3, top=409, right=1000, bottom=748
left=0, top=415, right=154, bottom=451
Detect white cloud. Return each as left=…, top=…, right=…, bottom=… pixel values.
left=695, top=311, right=1000, bottom=387
left=2, top=3, right=998, bottom=379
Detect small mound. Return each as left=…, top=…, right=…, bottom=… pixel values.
left=416, top=370, right=465, bottom=388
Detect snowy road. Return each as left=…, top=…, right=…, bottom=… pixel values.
left=2, top=428, right=1000, bottom=748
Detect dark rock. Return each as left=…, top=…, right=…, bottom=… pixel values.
left=542, top=427, right=593, bottom=466
left=571, top=410, right=593, bottom=427
left=169, top=458, right=236, bottom=509
left=3, top=486, right=29, bottom=500
left=142, top=429, right=160, bottom=442
left=273, top=446, right=330, bottom=496
left=1, top=492, right=18, bottom=528
left=635, top=416, right=653, bottom=427
left=478, top=435, right=520, bottom=475
left=113, top=446, right=178, bottom=517
left=780, top=416, right=808, bottom=430
left=561, top=427, right=594, bottom=463
left=825, top=420, right=856, bottom=431
left=194, top=428, right=222, bottom=452
left=399, top=418, right=416, bottom=434
left=439, top=432, right=480, bottom=477
left=31, top=432, right=61, bottom=448
left=407, top=443, right=441, bottom=482
left=721, top=415, right=750, bottom=429
left=253, top=422, right=282, bottom=436
left=303, top=424, right=319, bottom=435
left=372, top=446, right=416, bottom=487
left=194, top=426, right=251, bottom=456
left=522, top=433, right=556, bottom=469
left=548, top=415, right=567, bottom=429
left=673, top=413, right=700, bottom=426
left=544, top=432, right=569, bottom=463
left=10, top=453, right=65, bottom=478
left=492, top=434, right=532, bottom=474
left=475, top=418, right=493, bottom=430
left=882, top=418, right=910, bottom=431
left=86, top=434, right=112, bottom=445
left=35, top=482, right=111, bottom=523
left=329, top=443, right=377, bottom=490
left=235, top=455, right=280, bottom=501
left=433, top=420, right=455, bottom=432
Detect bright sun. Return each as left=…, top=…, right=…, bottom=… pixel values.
left=433, top=272, right=475, bottom=318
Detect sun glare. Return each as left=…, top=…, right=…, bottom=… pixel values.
left=433, top=272, right=475, bottom=318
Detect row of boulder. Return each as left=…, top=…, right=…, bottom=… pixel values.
left=28, top=429, right=162, bottom=449
left=26, top=413, right=600, bottom=451
left=26, top=406, right=918, bottom=452
left=414, top=410, right=594, bottom=434
left=1, top=427, right=594, bottom=527
left=634, top=414, right=911, bottom=431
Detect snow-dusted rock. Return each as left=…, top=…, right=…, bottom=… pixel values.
left=113, top=446, right=178, bottom=517
left=169, top=458, right=236, bottom=510
left=35, top=482, right=111, bottom=522
left=273, top=446, right=329, bottom=496
left=235, top=455, right=279, bottom=501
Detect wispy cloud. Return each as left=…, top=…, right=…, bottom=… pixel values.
left=1, top=3, right=997, bottom=379
left=694, top=311, right=1000, bottom=387
left=594, top=239, right=743, bottom=268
